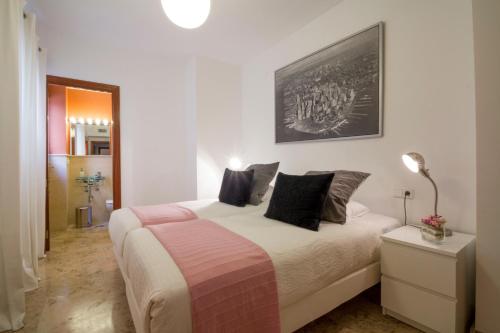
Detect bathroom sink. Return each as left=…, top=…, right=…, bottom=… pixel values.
left=76, top=174, right=105, bottom=185
left=76, top=173, right=106, bottom=205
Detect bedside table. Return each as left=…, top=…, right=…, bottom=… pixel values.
left=381, top=226, right=475, bottom=333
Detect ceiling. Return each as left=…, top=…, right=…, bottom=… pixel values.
left=26, top=0, right=341, bottom=64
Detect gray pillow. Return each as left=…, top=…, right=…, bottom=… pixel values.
left=306, top=170, right=370, bottom=224
left=245, top=162, right=280, bottom=205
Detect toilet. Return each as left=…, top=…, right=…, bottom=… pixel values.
left=105, top=199, right=113, bottom=213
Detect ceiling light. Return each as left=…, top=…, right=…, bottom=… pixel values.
left=161, top=0, right=211, bottom=29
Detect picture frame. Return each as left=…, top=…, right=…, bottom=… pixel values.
left=275, top=22, right=384, bottom=144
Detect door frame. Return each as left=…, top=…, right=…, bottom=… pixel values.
left=45, top=75, right=121, bottom=251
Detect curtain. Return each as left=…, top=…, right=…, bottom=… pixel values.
left=0, top=0, right=46, bottom=330
left=0, top=0, right=27, bottom=330
left=36, top=48, right=47, bottom=259
left=19, top=12, right=44, bottom=292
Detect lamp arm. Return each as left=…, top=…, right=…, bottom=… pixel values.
left=421, top=170, right=438, bottom=216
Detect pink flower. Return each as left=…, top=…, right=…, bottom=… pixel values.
left=421, top=215, right=446, bottom=228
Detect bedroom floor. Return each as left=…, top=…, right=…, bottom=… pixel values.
left=19, top=227, right=420, bottom=333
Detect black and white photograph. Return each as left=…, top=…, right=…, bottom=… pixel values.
left=275, top=23, right=383, bottom=143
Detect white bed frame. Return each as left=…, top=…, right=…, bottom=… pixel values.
left=281, top=261, right=380, bottom=332
left=113, top=245, right=380, bottom=333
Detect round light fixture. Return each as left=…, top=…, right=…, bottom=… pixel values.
left=160, top=0, right=211, bottom=29
left=229, top=157, right=242, bottom=170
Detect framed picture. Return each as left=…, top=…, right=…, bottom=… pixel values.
left=275, top=22, right=384, bottom=143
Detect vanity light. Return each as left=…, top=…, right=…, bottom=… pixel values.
left=102, top=119, right=109, bottom=126
left=69, top=117, right=77, bottom=124
left=78, top=117, right=85, bottom=124
left=161, top=0, right=211, bottom=29
left=95, top=118, right=101, bottom=125
left=86, top=118, right=94, bottom=125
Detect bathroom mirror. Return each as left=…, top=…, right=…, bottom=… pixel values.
left=70, top=123, right=111, bottom=156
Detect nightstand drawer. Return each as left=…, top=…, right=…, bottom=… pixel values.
left=382, top=276, right=456, bottom=333
left=381, top=241, right=457, bottom=297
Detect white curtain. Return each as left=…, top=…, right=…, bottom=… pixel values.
left=0, top=1, right=28, bottom=330
left=19, top=11, right=46, bottom=292
left=36, top=48, right=47, bottom=259
left=0, top=0, right=46, bottom=330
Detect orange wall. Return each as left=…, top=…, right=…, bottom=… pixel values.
left=48, top=85, right=68, bottom=154
left=66, top=87, right=112, bottom=121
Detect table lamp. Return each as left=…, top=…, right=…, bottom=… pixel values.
left=402, top=152, right=450, bottom=240
left=402, top=152, right=438, bottom=216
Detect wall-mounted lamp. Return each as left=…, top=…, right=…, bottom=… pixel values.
left=229, top=157, right=243, bottom=170
left=102, top=119, right=109, bottom=126
left=78, top=117, right=85, bottom=125
left=69, top=117, right=77, bottom=124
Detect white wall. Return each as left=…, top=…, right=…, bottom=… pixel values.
left=241, top=0, right=476, bottom=233
left=38, top=26, right=198, bottom=207
left=472, top=1, right=500, bottom=332
left=195, top=57, right=242, bottom=199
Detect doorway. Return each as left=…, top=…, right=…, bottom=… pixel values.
left=45, top=75, right=121, bottom=251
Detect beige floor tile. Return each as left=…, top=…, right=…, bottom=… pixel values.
left=16, top=227, right=420, bottom=333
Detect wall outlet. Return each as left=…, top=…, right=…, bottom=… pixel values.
left=393, top=189, right=415, bottom=199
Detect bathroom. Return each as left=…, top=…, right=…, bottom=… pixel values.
left=47, top=82, right=114, bottom=235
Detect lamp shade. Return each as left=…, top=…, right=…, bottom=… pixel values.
left=402, top=152, right=425, bottom=173
left=161, top=0, right=211, bottom=29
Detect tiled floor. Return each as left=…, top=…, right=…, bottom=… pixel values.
left=19, top=227, right=420, bottom=333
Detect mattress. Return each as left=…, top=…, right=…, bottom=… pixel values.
left=109, top=198, right=269, bottom=257
left=122, top=212, right=401, bottom=333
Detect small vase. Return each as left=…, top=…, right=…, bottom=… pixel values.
left=421, top=224, right=445, bottom=243
left=420, top=215, right=446, bottom=243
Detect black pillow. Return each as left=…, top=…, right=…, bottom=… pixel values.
left=218, top=168, right=255, bottom=207
left=264, top=172, right=335, bottom=231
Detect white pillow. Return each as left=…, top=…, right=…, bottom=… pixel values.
left=346, top=201, right=370, bottom=220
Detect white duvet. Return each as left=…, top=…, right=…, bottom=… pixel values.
left=122, top=211, right=401, bottom=333
left=109, top=199, right=268, bottom=257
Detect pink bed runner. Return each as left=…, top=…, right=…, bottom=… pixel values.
left=146, top=219, right=281, bottom=333
left=130, top=204, right=197, bottom=225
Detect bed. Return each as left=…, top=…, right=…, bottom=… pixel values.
left=114, top=208, right=400, bottom=333
left=109, top=198, right=269, bottom=273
